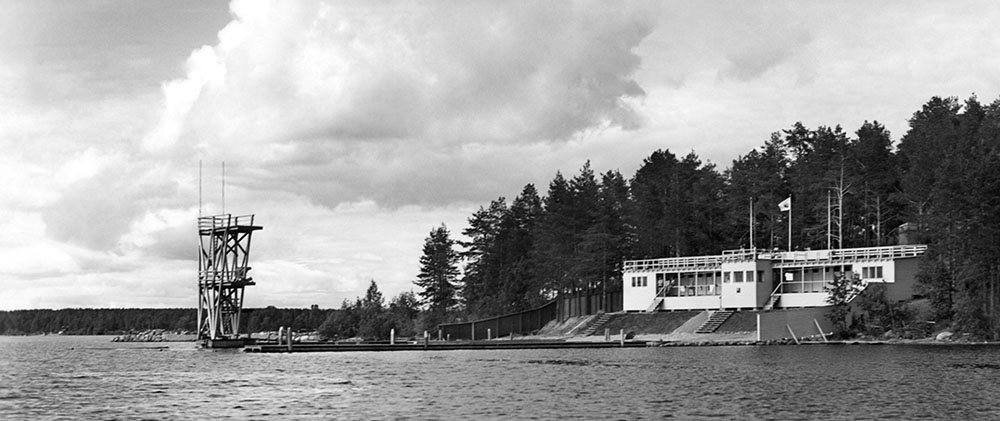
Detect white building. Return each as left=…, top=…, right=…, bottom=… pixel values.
left=623, top=245, right=927, bottom=312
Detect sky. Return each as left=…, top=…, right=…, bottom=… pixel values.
left=3, top=0, right=1000, bottom=310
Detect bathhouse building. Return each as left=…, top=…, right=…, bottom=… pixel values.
left=622, top=245, right=927, bottom=312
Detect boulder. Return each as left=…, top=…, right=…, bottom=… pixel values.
left=935, top=331, right=954, bottom=341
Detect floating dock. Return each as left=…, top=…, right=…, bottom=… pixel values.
left=244, top=340, right=650, bottom=353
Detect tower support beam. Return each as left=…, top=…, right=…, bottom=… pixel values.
left=197, top=214, right=262, bottom=347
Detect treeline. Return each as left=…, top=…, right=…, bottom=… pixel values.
left=0, top=307, right=335, bottom=335
left=405, top=94, right=1000, bottom=339
left=316, top=281, right=421, bottom=340
left=442, top=117, right=905, bottom=320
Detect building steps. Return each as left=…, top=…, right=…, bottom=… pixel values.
left=580, top=312, right=617, bottom=336
left=763, top=295, right=780, bottom=311
left=696, top=310, right=734, bottom=334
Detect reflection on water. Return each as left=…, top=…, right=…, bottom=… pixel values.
left=2, top=336, right=1000, bottom=420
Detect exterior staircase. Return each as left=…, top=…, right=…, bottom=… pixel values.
left=695, top=310, right=734, bottom=334
left=763, top=295, right=780, bottom=311
left=645, top=297, right=664, bottom=312
left=580, top=312, right=617, bottom=336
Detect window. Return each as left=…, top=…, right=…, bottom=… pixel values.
left=734, top=271, right=744, bottom=283
left=863, top=266, right=884, bottom=279
left=757, top=270, right=764, bottom=283
left=745, top=271, right=754, bottom=283
left=633, top=276, right=648, bottom=287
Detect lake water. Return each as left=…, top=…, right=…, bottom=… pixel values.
left=2, top=336, right=999, bottom=420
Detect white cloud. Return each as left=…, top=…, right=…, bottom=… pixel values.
left=146, top=0, right=653, bottom=207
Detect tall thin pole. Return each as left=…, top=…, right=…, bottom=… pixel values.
left=788, top=196, right=792, bottom=252
left=876, top=196, right=882, bottom=246
left=199, top=160, right=203, bottom=218
left=222, top=161, right=225, bottom=215
left=827, top=190, right=831, bottom=249
left=749, top=197, right=754, bottom=249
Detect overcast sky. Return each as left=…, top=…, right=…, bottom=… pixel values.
left=3, top=0, right=1000, bottom=310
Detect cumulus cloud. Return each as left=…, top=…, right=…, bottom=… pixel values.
left=146, top=0, right=653, bottom=207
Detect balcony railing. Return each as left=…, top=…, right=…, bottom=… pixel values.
left=624, top=248, right=757, bottom=273
left=760, top=245, right=928, bottom=264
left=198, top=214, right=258, bottom=234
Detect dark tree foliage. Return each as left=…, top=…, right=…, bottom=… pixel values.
left=629, top=150, right=725, bottom=258
left=414, top=224, right=460, bottom=328
left=0, top=307, right=334, bottom=335
left=899, top=95, right=1000, bottom=339
left=460, top=197, right=509, bottom=318
left=725, top=135, right=790, bottom=250
left=317, top=280, right=420, bottom=341
left=824, top=271, right=863, bottom=337
left=532, top=162, right=632, bottom=296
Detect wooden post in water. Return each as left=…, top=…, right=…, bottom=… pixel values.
left=786, top=324, right=800, bottom=345
left=605, top=328, right=610, bottom=342
left=286, top=328, right=293, bottom=352
left=277, top=326, right=284, bottom=345
left=438, top=329, right=442, bottom=341
left=471, top=322, right=476, bottom=341
left=423, top=331, right=429, bottom=350
left=813, top=319, right=828, bottom=342
left=620, top=329, right=625, bottom=347
left=390, top=328, right=395, bottom=345
left=487, top=328, right=492, bottom=340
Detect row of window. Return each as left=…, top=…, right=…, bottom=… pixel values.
left=631, top=276, right=648, bottom=287
left=862, top=266, right=884, bottom=279
left=631, top=270, right=762, bottom=288
left=631, top=265, right=885, bottom=289
left=723, top=271, right=762, bottom=283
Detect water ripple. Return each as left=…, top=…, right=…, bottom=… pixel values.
left=4, top=337, right=1000, bottom=419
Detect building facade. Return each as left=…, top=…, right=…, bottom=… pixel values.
left=623, top=245, right=927, bottom=312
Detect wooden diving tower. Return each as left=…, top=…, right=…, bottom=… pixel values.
left=197, top=214, right=262, bottom=348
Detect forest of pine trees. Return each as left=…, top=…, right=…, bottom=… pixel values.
left=420, top=94, right=1000, bottom=340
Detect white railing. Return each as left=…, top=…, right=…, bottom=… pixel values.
left=761, top=245, right=927, bottom=264
left=624, top=248, right=758, bottom=273
left=625, top=245, right=927, bottom=273
left=198, top=214, right=257, bottom=233
left=721, top=248, right=758, bottom=261
left=624, top=255, right=724, bottom=273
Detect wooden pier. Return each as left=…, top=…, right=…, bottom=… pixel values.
left=244, top=340, right=650, bottom=353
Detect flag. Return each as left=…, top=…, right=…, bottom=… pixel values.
left=778, top=196, right=791, bottom=212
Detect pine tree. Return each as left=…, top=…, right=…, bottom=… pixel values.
left=414, top=224, right=460, bottom=326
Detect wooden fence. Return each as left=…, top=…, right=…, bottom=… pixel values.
left=439, top=290, right=622, bottom=340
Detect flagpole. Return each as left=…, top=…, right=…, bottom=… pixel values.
left=827, top=190, right=831, bottom=250
left=749, top=197, right=754, bottom=250
left=788, top=195, right=792, bottom=252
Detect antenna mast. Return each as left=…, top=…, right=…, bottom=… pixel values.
left=221, top=161, right=225, bottom=215
left=198, top=160, right=203, bottom=218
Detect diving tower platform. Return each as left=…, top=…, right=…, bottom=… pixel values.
left=197, top=214, right=262, bottom=348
